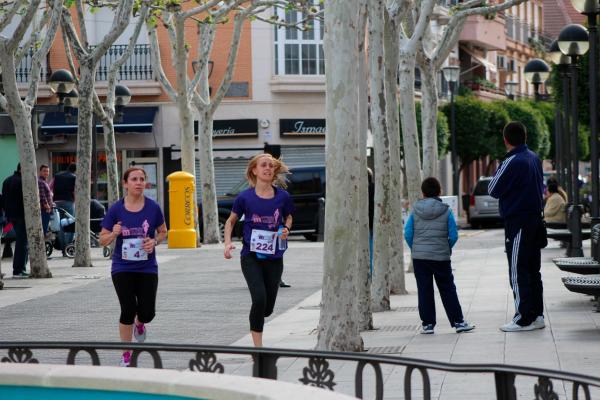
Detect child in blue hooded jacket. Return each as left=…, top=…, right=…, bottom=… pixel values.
left=404, top=177, right=475, bottom=334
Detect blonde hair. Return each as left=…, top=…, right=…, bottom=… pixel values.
left=245, top=153, right=289, bottom=188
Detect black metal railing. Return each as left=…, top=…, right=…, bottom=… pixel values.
left=0, top=342, right=598, bottom=400
left=15, top=48, right=50, bottom=83
left=95, top=44, right=153, bottom=81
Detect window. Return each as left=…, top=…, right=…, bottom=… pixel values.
left=274, top=2, right=324, bottom=76
left=288, top=172, right=321, bottom=195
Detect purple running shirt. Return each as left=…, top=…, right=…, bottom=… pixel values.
left=101, top=197, right=165, bottom=275
left=231, top=187, right=295, bottom=259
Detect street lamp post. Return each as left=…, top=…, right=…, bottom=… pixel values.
left=550, top=41, right=573, bottom=198
left=524, top=59, right=550, bottom=102
left=48, top=69, right=76, bottom=108
left=559, top=23, right=590, bottom=257
left=571, top=0, right=600, bottom=229
left=442, top=65, right=460, bottom=196
left=504, top=80, right=518, bottom=100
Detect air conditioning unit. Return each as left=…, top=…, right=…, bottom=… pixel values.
left=497, top=55, right=507, bottom=70
left=38, top=134, right=67, bottom=145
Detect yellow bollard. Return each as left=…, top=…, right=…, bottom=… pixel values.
left=166, top=171, right=197, bottom=248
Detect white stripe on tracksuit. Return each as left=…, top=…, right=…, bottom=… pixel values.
left=511, top=229, right=522, bottom=324
left=489, top=155, right=516, bottom=194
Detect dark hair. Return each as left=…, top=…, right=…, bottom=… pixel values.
left=123, top=166, right=147, bottom=182
left=547, top=177, right=559, bottom=193
left=67, top=163, right=76, bottom=173
left=421, top=177, right=441, bottom=198
left=39, top=164, right=49, bottom=171
left=503, top=121, right=527, bottom=146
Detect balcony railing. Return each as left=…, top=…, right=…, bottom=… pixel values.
left=505, top=15, right=553, bottom=49
left=15, top=48, right=50, bottom=83
left=95, top=44, right=153, bottom=81
left=12, top=44, right=153, bottom=84
left=1, top=342, right=599, bottom=400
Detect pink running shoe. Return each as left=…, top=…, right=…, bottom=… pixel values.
left=134, top=323, right=146, bottom=343
left=120, top=351, right=131, bottom=367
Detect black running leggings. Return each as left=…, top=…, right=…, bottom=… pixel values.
left=240, top=254, right=283, bottom=332
left=112, top=272, right=158, bottom=325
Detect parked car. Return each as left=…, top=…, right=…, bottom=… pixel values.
left=200, top=166, right=326, bottom=241
left=467, top=176, right=501, bottom=228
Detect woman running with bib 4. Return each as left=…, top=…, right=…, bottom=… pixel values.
left=99, top=167, right=167, bottom=366
left=224, top=154, right=294, bottom=347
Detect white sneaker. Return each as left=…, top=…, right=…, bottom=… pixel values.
left=533, top=316, right=545, bottom=329
left=500, top=322, right=536, bottom=332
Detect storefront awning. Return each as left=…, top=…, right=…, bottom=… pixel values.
left=40, top=106, right=158, bottom=136
left=460, top=46, right=497, bottom=74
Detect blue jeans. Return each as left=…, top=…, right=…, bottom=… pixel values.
left=11, top=218, right=28, bottom=275
left=41, top=210, right=52, bottom=235
left=55, top=200, right=74, bottom=250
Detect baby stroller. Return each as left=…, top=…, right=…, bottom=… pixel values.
left=46, top=206, right=75, bottom=258
left=46, top=199, right=111, bottom=258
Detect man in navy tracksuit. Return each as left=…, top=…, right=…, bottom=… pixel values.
left=489, top=121, right=545, bottom=332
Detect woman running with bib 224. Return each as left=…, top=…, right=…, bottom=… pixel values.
left=224, top=154, right=295, bottom=347
left=99, top=167, right=167, bottom=367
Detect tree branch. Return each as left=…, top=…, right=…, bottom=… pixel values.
left=433, top=0, right=528, bottom=68
left=189, top=23, right=216, bottom=100
left=192, top=90, right=209, bottom=110
left=61, top=22, right=80, bottom=85
left=7, top=0, right=42, bottom=51
left=407, top=0, right=435, bottom=52
left=61, top=9, right=88, bottom=60
left=75, top=0, right=89, bottom=48
left=91, top=0, right=135, bottom=63
left=0, top=0, right=24, bottom=34
left=147, top=23, right=177, bottom=101
left=210, top=10, right=246, bottom=115
left=106, top=1, right=149, bottom=111
left=25, top=0, right=63, bottom=106
left=181, top=0, right=236, bottom=19
left=15, top=7, right=51, bottom=65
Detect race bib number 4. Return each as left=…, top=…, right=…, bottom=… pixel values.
left=250, top=229, right=277, bottom=255
left=122, top=238, right=148, bottom=261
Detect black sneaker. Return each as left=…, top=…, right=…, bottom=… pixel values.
left=279, top=280, right=291, bottom=288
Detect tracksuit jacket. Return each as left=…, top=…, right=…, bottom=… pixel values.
left=488, top=144, right=544, bottom=326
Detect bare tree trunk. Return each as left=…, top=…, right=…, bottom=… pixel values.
left=356, top=2, right=372, bottom=331
left=317, top=0, right=364, bottom=352
left=368, top=0, right=391, bottom=312
left=420, top=62, right=438, bottom=179
left=100, top=116, right=120, bottom=205
left=398, top=51, right=422, bottom=207
left=0, top=0, right=62, bottom=278
left=383, top=15, right=406, bottom=295
left=73, top=62, right=94, bottom=268
left=0, top=53, right=49, bottom=277
left=197, top=111, right=220, bottom=243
